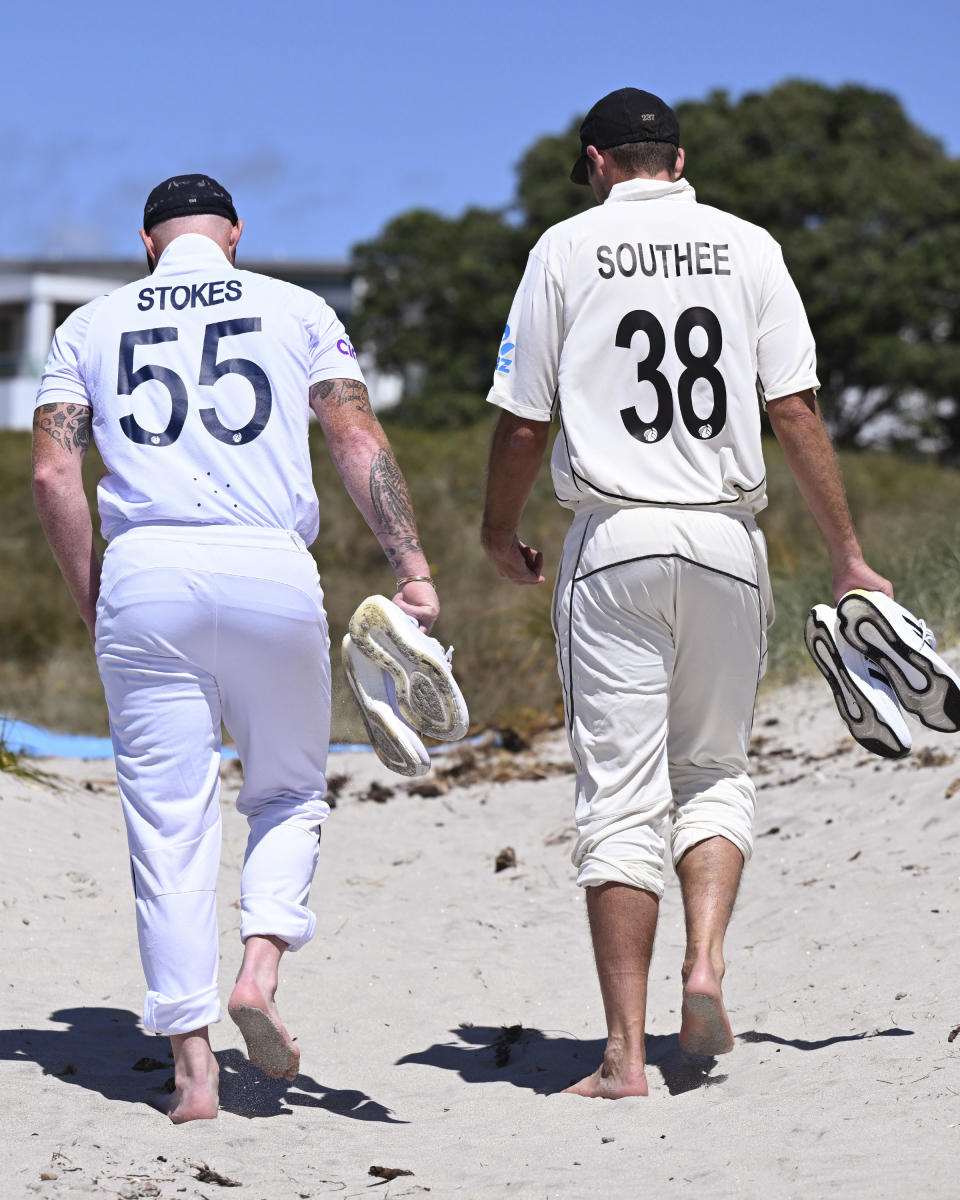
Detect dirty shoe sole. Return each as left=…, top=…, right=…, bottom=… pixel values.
left=348, top=596, right=468, bottom=741
left=341, top=636, right=430, bottom=777
left=804, top=606, right=911, bottom=758
left=837, top=591, right=960, bottom=733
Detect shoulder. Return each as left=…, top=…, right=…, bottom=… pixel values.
left=688, top=198, right=780, bottom=250
left=235, top=268, right=327, bottom=310
left=527, top=207, right=607, bottom=278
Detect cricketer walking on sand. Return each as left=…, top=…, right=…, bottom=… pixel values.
left=32, top=174, right=439, bottom=1122
left=481, top=88, right=892, bottom=1098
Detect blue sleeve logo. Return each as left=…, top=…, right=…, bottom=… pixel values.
left=496, top=324, right=514, bottom=375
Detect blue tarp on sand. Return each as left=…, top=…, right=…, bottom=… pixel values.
left=1, top=717, right=390, bottom=760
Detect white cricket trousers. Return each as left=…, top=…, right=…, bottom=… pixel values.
left=95, top=525, right=331, bottom=1036
left=553, top=505, right=773, bottom=897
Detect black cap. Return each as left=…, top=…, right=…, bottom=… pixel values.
left=142, top=174, right=238, bottom=232
left=570, top=88, right=680, bottom=185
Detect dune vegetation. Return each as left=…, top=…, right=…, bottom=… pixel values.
left=3, top=420, right=960, bottom=743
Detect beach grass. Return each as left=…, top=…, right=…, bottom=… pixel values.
left=3, top=420, right=959, bottom=741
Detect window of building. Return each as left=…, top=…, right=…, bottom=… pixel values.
left=0, top=304, right=25, bottom=379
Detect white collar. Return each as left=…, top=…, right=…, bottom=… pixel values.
left=605, top=177, right=696, bottom=204
left=153, top=233, right=233, bottom=272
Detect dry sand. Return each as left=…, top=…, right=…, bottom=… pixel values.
left=2, top=674, right=960, bottom=1199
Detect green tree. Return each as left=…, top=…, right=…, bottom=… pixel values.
left=511, top=116, right=593, bottom=237
left=352, top=81, right=960, bottom=447
left=351, top=207, right=527, bottom=427
left=674, top=81, right=960, bottom=450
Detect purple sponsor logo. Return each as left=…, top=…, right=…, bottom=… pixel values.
left=337, top=338, right=358, bottom=360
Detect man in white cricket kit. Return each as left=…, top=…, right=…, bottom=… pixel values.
left=482, top=90, right=891, bottom=1097
left=32, top=174, right=439, bottom=1122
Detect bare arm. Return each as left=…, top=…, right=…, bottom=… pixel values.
left=481, top=410, right=550, bottom=585
left=766, top=389, right=893, bottom=602
left=310, top=378, right=438, bottom=630
left=32, top=402, right=100, bottom=640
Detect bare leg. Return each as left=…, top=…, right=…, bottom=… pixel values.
left=675, top=835, right=743, bottom=1055
left=563, top=882, right=659, bottom=1098
left=228, top=934, right=300, bottom=1081
left=158, top=1028, right=219, bottom=1123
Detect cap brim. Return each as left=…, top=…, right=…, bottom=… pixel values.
left=570, top=154, right=589, bottom=186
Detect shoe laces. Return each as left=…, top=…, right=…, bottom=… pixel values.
left=400, top=608, right=455, bottom=664
left=918, top=619, right=937, bottom=650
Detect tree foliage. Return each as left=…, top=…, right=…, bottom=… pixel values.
left=351, top=208, right=527, bottom=427
left=352, top=80, right=960, bottom=448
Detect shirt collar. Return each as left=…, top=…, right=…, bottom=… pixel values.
left=605, top=177, right=696, bottom=204
left=153, top=233, right=233, bottom=273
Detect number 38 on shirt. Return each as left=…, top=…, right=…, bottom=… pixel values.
left=617, top=306, right=726, bottom=444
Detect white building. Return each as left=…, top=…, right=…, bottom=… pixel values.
left=0, top=258, right=400, bottom=429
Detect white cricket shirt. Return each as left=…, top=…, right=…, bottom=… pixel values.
left=36, top=233, right=366, bottom=544
left=487, top=178, right=819, bottom=515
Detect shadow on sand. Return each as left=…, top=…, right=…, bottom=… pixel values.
left=0, top=1006, right=405, bottom=1123
left=397, top=1021, right=916, bottom=1097
left=397, top=1023, right=726, bottom=1096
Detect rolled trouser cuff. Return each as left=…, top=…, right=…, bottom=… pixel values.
left=572, top=808, right=668, bottom=896
left=143, top=983, right=221, bottom=1035
left=671, top=771, right=756, bottom=866
left=576, top=854, right=666, bottom=897
left=240, top=895, right=317, bottom=953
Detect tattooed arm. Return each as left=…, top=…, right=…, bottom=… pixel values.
left=32, top=402, right=101, bottom=640
left=310, top=378, right=438, bottom=631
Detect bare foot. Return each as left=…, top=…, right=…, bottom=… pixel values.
left=156, top=1030, right=219, bottom=1124
left=228, top=976, right=299, bottom=1082
left=562, top=1039, right=648, bottom=1098
left=679, top=958, right=734, bottom=1056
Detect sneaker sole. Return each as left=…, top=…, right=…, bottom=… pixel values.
left=837, top=593, right=960, bottom=733
left=349, top=598, right=467, bottom=741
left=341, top=640, right=430, bottom=777
left=803, top=608, right=910, bottom=758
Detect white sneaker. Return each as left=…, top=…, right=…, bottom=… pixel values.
left=341, top=635, right=430, bottom=777
left=804, top=604, right=912, bottom=759
left=347, top=595, right=469, bottom=742
left=837, top=590, right=960, bottom=733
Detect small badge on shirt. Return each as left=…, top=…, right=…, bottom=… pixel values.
left=496, top=324, right=514, bottom=375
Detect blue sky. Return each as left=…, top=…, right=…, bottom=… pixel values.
left=2, top=0, right=956, bottom=263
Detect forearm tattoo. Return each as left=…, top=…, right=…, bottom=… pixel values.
left=310, top=378, right=373, bottom=416
left=369, top=448, right=422, bottom=562
left=34, top=403, right=93, bottom=454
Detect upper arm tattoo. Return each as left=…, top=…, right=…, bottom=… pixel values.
left=369, top=448, right=422, bottom=562
left=33, top=403, right=93, bottom=455
left=310, top=378, right=374, bottom=417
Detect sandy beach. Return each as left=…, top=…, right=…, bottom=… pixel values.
left=3, top=671, right=960, bottom=1199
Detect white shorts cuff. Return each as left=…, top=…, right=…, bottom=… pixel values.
left=576, top=855, right=665, bottom=897
left=672, top=823, right=753, bottom=867
left=143, top=984, right=221, bottom=1035
left=241, top=897, right=317, bottom=953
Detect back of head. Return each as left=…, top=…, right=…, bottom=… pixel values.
left=142, top=173, right=238, bottom=233
left=141, top=172, right=239, bottom=265
left=570, top=88, right=680, bottom=184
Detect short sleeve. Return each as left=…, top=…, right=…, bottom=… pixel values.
left=486, top=249, right=562, bottom=423
left=35, top=302, right=99, bottom=409
left=307, top=296, right=366, bottom=387
left=756, top=240, right=820, bottom=405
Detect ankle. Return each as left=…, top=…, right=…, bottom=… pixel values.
left=681, top=948, right=725, bottom=987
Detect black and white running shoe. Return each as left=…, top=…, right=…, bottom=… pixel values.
left=804, top=603, right=912, bottom=759
left=837, top=590, right=960, bottom=733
